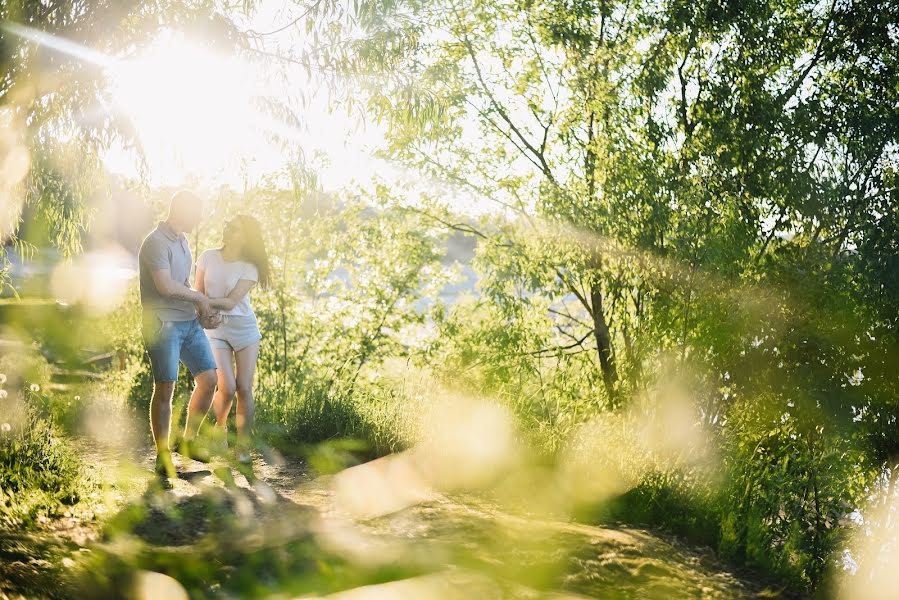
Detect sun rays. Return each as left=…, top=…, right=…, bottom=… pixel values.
left=106, top=35, right=267, bottom=184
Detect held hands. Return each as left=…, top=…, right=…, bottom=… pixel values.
left=200, top=311, right=223, bottom=329
left=196, top=297, right=223, bottom=329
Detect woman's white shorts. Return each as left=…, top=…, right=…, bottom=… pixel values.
left=205, top=314, right=262, bottom=352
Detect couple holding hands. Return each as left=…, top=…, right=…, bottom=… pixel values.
left=138, top=190, right=269, bottom=483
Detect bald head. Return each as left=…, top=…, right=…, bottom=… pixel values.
left=166, top=190, right=204, bottom=233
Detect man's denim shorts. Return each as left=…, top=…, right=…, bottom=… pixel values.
left=143, top=316, right=217, bottom=382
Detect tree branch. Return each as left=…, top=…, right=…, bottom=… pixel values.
left=528, top=329, right=595, bottom=356
left=452, top=15, right=559, bottom=187
left=403, top=206, right=490, bottom=239
left=776, top=0, right=839, bottom=109
left=548, top=306, right=592, bottom=328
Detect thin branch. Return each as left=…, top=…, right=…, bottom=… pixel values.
left=449, top=7, right=559, bottom=187
left=677, top=26, right=698, bottom=139
left=525, top=13, right=559, bottom=103
left=548, top=306, right=592, bottom=328
left=244, top=0, right=325, bottom=38
left=608, top=0, right=636, bottom=49
left=409, top=143, right=525, bottom=214
left=754, top=210, right=787, bottom=264
left=776, top=0, right=839, bottom=109
left=463, top=98, right=542, bottom=172
left=555, top=267, right=592, bottom=314
left=403, top=206, right=490, bottom=239
left=528, top=329, right=595, bottom=356
left=555, top=323, right=591, bottom=345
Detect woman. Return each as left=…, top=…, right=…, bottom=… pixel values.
left=195, top=215, right=269, bottom=463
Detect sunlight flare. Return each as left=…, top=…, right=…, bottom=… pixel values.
left=132, top=570, right=188, bottom=600
left=49, top=246, right=134, bottom=314
left=106, top=35, right=268, bottom=183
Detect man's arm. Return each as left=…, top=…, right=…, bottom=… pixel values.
left=208, top=279, right=255, bottom=311
left=151, top=268, right=211, bottom=314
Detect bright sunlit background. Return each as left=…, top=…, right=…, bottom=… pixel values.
left=101, top=22, right=497, bottom=216
left=102, top=28, right=393, bottom=193
left=105, top=35, right=268, bottom=185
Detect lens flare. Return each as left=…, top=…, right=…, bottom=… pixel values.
left=840, top=496, right=899, bottom=599
left=106, top=36, right=266, bottom=184
left=49, top=246, right=135, bottom=314
left=132, top=570, right=188, bottom=600
left=333, top=394, right=519, bottom=520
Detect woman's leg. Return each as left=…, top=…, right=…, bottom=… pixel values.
left=234, top=342, right=260, bottom=449
left=212, top=346, right=237, bottom=430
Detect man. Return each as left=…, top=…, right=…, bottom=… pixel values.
left=138, top=190, right=220, bottom=483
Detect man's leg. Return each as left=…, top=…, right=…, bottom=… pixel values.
left=144, top=318, right=179, bottom=480
left=150, top=380, right=176, bottom=454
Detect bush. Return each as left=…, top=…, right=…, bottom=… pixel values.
left=0, top=402, right=87, bottom=528
left=601, top=470, right=721, bottom=548
left=0, top=351, right=93, bottom=528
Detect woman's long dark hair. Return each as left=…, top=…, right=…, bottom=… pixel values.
left=233, top=215, right=270, bottom=289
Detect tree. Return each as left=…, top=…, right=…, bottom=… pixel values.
left=339, top=0, right=898, bottom=587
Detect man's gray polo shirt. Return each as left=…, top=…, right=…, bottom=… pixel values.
left=138, top=222, right=197, bottom=322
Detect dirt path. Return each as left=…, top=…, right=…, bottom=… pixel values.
left=9, top=440, right=770, bottom=599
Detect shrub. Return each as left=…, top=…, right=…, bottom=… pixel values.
left=0, top=402, right=88, bottom=528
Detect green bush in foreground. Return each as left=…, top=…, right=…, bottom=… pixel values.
left=0, top=398, right=87, bottom=528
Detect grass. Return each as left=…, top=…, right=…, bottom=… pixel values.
left=0, top=332, right=805, bottom=599
left=74, top=484, right=432, bottom=600
left=254, top=377, right=421, bottom=461
left=0, top=350, right=94, bottom=532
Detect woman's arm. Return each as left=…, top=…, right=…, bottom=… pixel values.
left=194, top=266, right=206, bottom=296
left=209, top=279, right=255, bottom=311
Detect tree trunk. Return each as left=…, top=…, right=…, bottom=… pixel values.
left=590, top=280, right=617, bottom=399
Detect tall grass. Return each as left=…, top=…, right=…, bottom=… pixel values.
left=255, top=378, right=421, bottom=460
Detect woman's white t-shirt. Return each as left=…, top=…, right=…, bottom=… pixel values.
left=197, top=249, right=258, bottom=317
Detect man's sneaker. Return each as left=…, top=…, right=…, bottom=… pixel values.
left=177, top=438, right=211, bottom=463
